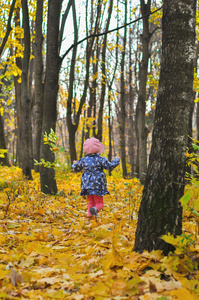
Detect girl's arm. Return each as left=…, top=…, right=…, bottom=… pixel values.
left=72, top=159, right=83, bottom=172
left=101, top=157, right=120, bottom=171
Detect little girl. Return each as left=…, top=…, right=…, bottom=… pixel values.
left=72, top=137, right=120, bottom=217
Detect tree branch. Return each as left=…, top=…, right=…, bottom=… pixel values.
left=0, top=0, right=17, bottom=57
left=58, top=0, right=73, bottom=53
left=61, top=5, right=163, bottom=62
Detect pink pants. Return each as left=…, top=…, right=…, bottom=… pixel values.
left=87, top=195, right=104, bottom=216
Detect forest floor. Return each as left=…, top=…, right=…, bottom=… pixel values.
left=0, top=166, right=199, bottom=300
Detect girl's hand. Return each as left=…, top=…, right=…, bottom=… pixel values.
left=73, top=160, right=77, bottom=164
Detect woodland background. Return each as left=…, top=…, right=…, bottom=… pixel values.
left=0, top=0, right=198, bottom=183
left=0, top=0, right=169, bottom=182
left=1, top=0, right=199, bottom=299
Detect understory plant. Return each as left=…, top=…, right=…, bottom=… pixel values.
left=34, top=129, right=70, bottom=179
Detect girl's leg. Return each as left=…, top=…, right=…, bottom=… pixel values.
left=94, top=195, right=104, bottom=212
left=87, top=195, right=95, bottom=216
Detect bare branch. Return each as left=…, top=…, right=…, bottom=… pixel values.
left=61, top=5, right=163, bottom=62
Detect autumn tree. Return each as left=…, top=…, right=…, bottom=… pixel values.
left=0, top=66, right=11, bottom=167
left=85, top=0, right=101, bottom=140
left=134, top=0, right=196, bottom=254
left=0, top=0, right=16, bottom=57
left=13, top=6, right=23, bottom=166
left=39, top=0, right=63, bottom=194
left=39, top=0, right=76, bottom=194
left=135, top=0, right=151, bottom=184
left=21, top=0, right=32, bottom=179
left=32, top=0, right=44, bottom=172
left=0, top=115, right=10, bottom=166
left=66, top=0, right=101, bottom=163
left=118, top=0, right=128, bottom=178
left=95, top=0, right=113, bottom=142
left=0, top=0, right=16, bottom=166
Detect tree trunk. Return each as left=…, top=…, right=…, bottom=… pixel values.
left=136, top=0, right=151, bottom=184
left=32, top=0, right=44, bottom=172
left=108, top=93, right=112, bottom=176
left=128, top=22, right=136, bottom=178
left=0, top=114, right=10, bottom=166
left=67, top=0, right=100, bottom=163
left=12, top=8, right=22, bottom=167
left=91, top=40, right=99, bottom=138
left=96, top=0, right=113, bottom=141
left=119, top=0, right=127, bottom=178
left=21, top=0, right=32, bottom=179
left=66, top=0, right=78, bottom=163
left=128, top=93, right=136, bottom=177
left=40, top=0, right=62, bottom=194
left=85, top=0, right=94, bottom=140
left=134, top=0, right=196, bottom=255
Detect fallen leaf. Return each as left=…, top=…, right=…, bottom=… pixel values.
left=10, top=269, right=24, bottom=287
left=169, top=287, right=197, bottom=300
left=149, top=280, right=157, bottom=293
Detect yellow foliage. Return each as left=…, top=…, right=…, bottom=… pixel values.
left=0, top=106, right=4, bottom=116
left=0, top=166, right=198, bottom=299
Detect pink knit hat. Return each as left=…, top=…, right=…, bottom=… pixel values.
left=83, top=137, right=104, bottom=154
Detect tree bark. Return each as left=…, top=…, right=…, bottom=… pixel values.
left=0, top=114, right=10, bottom=166
left=96, top=0, right=113, bottom=142
left=91, top=40, right=100, bottom=139
left=136, top=0, right=151, bottom=184
left=0, top=65, right=10, bottom=167
left=134, top=0, right=196, bottom=255
left=119, top=0, right=127, bottom=178
left=13, top=8, right=22, bottom=167
left=40, top=0, right=62, bottom=194
left=108, top=0, right=119, bottom=175
left=86, top=0, right=95, bottom=140
left=67, top=0, right=100, bottom=163
left=21, top=0, right=32, bottom=179
left=66, top=0, right=78, bottom=163
left=32, top=0, right=44, bottom=172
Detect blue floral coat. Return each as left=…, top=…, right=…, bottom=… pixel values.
left=72, top=154, right=120, bottom=196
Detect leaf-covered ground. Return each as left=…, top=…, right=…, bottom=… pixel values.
left=0, top=166, right=199, bottom=299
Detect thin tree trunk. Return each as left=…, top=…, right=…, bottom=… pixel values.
left=85, top=0, right=94, bottom=140
left=128, top=21, right=136, bottom=178
left=67, top=0, right=78, bottom=163
left=92, top=40, right=99, bottom=138
left=0, top=114, right=10, bottom=166
left=136, top=0, right=151, bottom=184
left=32, top=0, right=44, bottom=172
left=119, top=0, right=128, bottom=178
left=134, top=0, right=196, bottom=255
left=108, top=91, right=112, bottom=176
left=96, top=0, right=113, bottom=142
left=21, top=0, right=32, bottom=179
left=67, top=0, right=100, bottom=163
left=13, top=8, right=22, bottom=167
left=40, top=0, right=62, bottom=194
left=108, top=0, right=119, bottom=174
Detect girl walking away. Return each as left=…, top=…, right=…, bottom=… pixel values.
left=72, top=137, right=120, bottom=218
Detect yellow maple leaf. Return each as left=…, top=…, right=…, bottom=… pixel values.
left=169, top=288, right=197, bottom=300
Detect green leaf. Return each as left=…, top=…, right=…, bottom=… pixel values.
left=180, top=192, right=191, bottom=206
left=192, top=143, right=199, bottom=151
left=191, top=209, right=199, bottom=217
